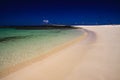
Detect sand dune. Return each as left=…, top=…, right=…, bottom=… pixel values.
left=1, top=25, right=120, bottom=80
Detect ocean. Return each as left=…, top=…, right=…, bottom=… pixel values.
left=0, top=28, right=84, bottom=71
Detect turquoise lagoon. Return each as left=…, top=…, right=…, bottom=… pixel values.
left=0, top=28, right=84, bottom=71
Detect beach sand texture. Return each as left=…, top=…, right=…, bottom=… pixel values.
left=1, top=25, right=120, bottom=80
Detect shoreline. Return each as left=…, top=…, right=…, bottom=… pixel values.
left=0, top=29, right=87, bottom=79
left=1, top=25, right=120, bottom=80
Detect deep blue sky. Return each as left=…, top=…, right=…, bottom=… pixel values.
left=0, top=0, right=120, bottom=25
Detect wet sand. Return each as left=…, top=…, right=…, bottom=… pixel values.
left=1, top=25, right=120, bottom=80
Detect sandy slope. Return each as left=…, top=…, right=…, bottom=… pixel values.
left=1, top=25, right=120, bottom=80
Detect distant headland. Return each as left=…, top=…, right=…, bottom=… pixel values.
left=0, top=25, right=79, bottom=30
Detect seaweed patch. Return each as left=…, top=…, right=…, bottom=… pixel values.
left=0, top=36, right=29, bottom=42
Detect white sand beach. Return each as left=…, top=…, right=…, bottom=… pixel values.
left=1, top=25, right=120, bottom=80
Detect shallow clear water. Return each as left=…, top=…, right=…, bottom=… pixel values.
left=0, top=28, right=84, bottom=71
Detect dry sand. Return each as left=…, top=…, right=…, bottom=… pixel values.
left=1, top=25, right=120, bottom=80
